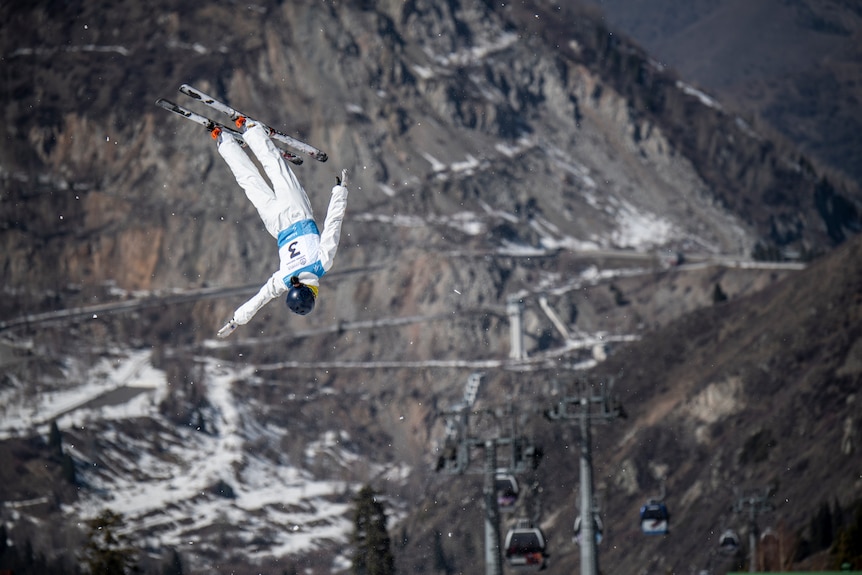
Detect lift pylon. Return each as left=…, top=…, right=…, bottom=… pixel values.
left=435, top=374, right=543, bottom=575
left=545, top=378, right=624, bottom=575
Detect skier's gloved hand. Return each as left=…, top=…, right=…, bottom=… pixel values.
left=336, top=169, right=348, bottom=188
left=217, top=318, right=238, bottom=339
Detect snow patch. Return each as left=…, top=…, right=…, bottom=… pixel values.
left=41, top=352, right=395, bottom=564
left=676, top=81, right=722, bottom=111
left=435, top=32, right=518, bottom=67
left=609, top=200, right=679, bottom=250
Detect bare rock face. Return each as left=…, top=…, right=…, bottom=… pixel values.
left=3, top=1, right=858, bottom=305
left=1, top=1, right=861, bottom=574
left=581, top=0, right=862, bottom=189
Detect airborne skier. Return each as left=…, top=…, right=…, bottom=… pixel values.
left=213, top=116, right=349, bottom=339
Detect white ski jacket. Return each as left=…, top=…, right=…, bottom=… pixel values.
left=213, top=123, right=349, bottom=336
left=233, top=184, right=348, bottom=325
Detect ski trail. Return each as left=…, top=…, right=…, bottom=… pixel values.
left=197, top=359, right=246, bottom=486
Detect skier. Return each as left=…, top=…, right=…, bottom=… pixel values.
left=213, top=116, right=349, bottom=339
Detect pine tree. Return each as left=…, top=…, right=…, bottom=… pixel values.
left=0, top=524, right=10, bottom=573
left=811, top=501, right=834, bottom=552
left=432, top=530, right=451, bottom=574
left=832, top=501, right=862, bottom=569
left=61, top=451, right=77, bottom=485
left=83, top=509, right=139, bottom=575
left=712, top=283, right=728, bottom=304
left=161, top=547, right=184, bottom=575
left=833, top=498, right=845, bottom=535
left=48, top=420, right=63, bottom=457
left=351, top=485, right=395, bottom=575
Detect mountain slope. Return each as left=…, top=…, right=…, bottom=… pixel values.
left=1, top=1, right=861, bottom=574
left=583, top=0, right=862, bottom=188
left=2, top=0, right=859, bottom=319
left=589, top=230, right=862, bottom=574
left=396, top=234, right=862, bottom=575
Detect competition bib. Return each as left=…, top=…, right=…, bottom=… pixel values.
left=277, top=219, right=326, bottom=282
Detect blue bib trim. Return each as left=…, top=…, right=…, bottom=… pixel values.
left=282, top=261, right=327, bottom=288
left=277, top=219, right=320, bottom=248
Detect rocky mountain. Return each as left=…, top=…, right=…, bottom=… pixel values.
left=583, top=0, right=862, bottom=189
left=1, top=0, right=861, bottom=574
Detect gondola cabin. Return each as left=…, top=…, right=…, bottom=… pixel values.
left=640, top=500, right=669, bottom=535
left=504, top=519, right=547, bottom=570
left=719, top=529, right=740, bottom=555
left=573, top=514, right=604, bottom=546
left=495, top=472, right=519, bottom=513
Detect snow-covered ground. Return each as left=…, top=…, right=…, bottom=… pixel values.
left=0, top=228, right=661, bottom=568
left=0, top=349, right=407, bottom=570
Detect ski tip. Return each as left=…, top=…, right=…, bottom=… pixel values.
left=281, top=150, right=303, bottom=165
left=155, top=98, right=179, bottom=112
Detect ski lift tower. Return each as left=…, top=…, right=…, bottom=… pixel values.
left=436, top=373, right=541, bottom=575
left=507, top=294, right=526, bottom=360
left=545, top=378, right=625, bottom=575
left=734, top=487, right=775, bottom=572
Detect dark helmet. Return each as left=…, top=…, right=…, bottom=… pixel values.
left=286, top=276, right=316, bottom=315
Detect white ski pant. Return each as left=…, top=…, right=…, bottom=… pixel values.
left=217, top=124, right=314, bottom=238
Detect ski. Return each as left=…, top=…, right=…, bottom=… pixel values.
left=155, top=98, right=303, bottom=165
left=178, top=84, right=328, bottom=163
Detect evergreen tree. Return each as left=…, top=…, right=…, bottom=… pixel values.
left=712, top=283, right=728, bottom=304
left=351, top=485, right=395, bottom=575
left=811, top=501, right=834, bottom=552
left=609, top=283, right=629, bottom=306
left=833, top=498, right=845, bottom=535
left=49, top=420, right=63, bottom=456
left=161, top=548, right=184, bottom=575
left=752, top=242, right=783, bottom=262
left=83, top=509, right=139, bottom=575
left=432, top=530, right=451, bottom=575
left=0, top=524, right=11, bottom=573
left=22, top=539, right=34, bottom=569
left=61, top=452, right=78, bottom=485
left=832, top=502, right=862, bottom=569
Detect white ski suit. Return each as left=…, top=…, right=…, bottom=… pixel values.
left=216, top=123, right=348, bottom=337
